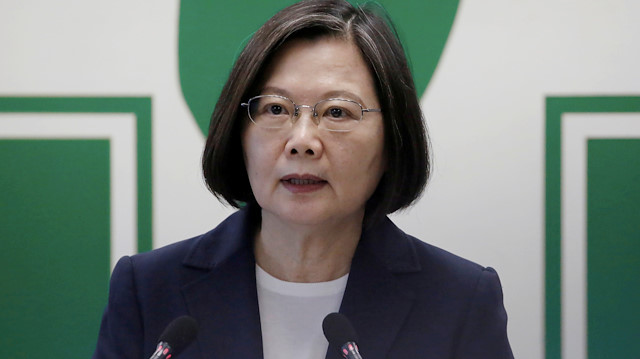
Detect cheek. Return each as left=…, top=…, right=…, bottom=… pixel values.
left=336, top=137, right=385, bottom=184
left=242, top=130, right=281, bottom=181
left=360, top=131, right=387, bottom=189
left=241, top=129, right=262, bottom=180
left=358, top=128, right=386, bottom=170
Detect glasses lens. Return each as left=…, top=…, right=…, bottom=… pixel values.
left=315, top=99, right=362, bottom=131
left=248, top=95, right=294, bottom=128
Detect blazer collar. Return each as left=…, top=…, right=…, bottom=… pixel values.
left=329, top=217, right=421, bottom=359
left=181, top=209, right=263, bottom=358
left=180, top=209, right=422, bottom=359
left=182, top=208, right=260, bottom=270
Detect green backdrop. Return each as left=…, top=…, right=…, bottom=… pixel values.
left=0, top=1, right=458, bottom=356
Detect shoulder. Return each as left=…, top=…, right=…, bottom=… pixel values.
left=96, top=209, right=260, bottom=359
left=409, top=234, right=489, bottom=283
left=406, top=235, right=506, bottom=312
left=362, top=217, right=505, bottom=308
left=363, top=217, right=491, bottom=283
left=362, top=219, right=513, bottom=357
left=114, top=208, right=256, bottom=286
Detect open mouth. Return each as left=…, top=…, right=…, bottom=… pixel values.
left=280, top=175, right=328, bottom=191
left=280, top=175, right=328, bottom=194
left=283, top=178, right=325, bottom=185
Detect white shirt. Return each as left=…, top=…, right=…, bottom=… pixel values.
left=256, top=265, right=349, bottom=359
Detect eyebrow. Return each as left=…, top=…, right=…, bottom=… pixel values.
left=259, top=86, right=368, bottom=106
left=259, top=86, right=292, bottom=98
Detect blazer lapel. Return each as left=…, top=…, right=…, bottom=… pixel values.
left=180, top=209, right=264, bottom=359
left=175, top=210, right=419, bottom=359
left=182, top=249, right=262, bottom=359
left=327, top=218, right=420, bottom=359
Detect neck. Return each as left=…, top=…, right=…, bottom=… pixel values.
left=254, top=211, right=363, bottom=283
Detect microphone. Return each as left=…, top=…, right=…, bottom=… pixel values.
left=322, top=312, right=363, bottom=359
left=149, top=315, right=198, bottom=359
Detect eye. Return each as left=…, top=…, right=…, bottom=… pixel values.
left=247, top=96, right=293, bottom=128
left=328, top=107, right=345, bottom=118
left=322, top=105, right=359, bottom=122
left=255, top=99, right=290, bottom=117
left=268, top=104, right=284, bottom=115
left=323, top=106, right=354, bottom=121
left=317, top=99, right=362, bottom=123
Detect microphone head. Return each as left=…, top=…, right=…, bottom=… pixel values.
left=158, top=315, right=198, bottom=356
left=322, top=312, right=359, bottom=346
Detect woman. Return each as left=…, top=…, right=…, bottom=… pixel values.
left=94, top=1, right=514, bottom=358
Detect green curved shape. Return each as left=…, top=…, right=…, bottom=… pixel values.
left=179, top=0, right=459, bottom=135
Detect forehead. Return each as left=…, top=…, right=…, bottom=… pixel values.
left=258, top=36, right=378, bottom=104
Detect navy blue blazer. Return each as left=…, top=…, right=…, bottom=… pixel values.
left=93, top=209, right=513, bottom=359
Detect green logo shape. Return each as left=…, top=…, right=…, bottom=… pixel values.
left=179, top=0, right=459, bottom=135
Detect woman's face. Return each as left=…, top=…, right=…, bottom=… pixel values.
left=242, top=36, right=386, bottom=228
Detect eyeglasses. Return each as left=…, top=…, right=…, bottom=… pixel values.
left=240, top=95, right=381, bottom=132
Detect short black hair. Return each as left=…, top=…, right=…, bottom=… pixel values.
left=202, top=0, right=430, bottom=225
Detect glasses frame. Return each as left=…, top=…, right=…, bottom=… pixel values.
left=240, top=94, right=382, bottom=132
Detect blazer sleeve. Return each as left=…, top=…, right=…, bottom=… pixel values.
left=454, top=267, right=514, bottom=359
left=93, top=256, right=144, bottom=359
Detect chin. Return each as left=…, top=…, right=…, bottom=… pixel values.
left=259, top=203, right=321, bottom=224
left=274, top=211, right=329, bottom=226
left=265, top=205, right=364, bottom=229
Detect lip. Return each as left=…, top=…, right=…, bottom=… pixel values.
left=280, top=173, right=327, bottom=193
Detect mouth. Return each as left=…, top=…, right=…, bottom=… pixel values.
left=283, top=178, right=325, bottom=185
left=280, top=174, right=327, bottom=191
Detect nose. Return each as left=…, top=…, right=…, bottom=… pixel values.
left=285, top=106, right=323, bottom=158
